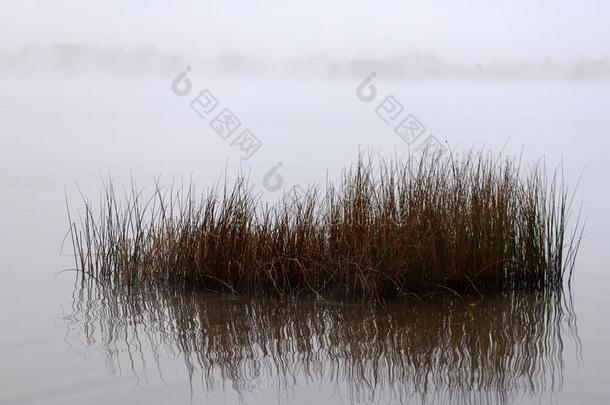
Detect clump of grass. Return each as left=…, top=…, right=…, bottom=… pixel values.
left=67, top=150, right=582, bottom=300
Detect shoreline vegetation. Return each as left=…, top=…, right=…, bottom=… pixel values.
left=67, top=150, right=582, bottom=301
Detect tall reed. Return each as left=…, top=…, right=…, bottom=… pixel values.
left=67, top=150, right=582, bottom=300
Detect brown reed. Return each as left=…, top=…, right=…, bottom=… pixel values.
left=66, top=150, right=582, bottom=300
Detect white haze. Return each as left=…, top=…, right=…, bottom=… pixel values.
left=2, top=2, right=610, bottom=404
left=1, top=0, right=610, bottom=79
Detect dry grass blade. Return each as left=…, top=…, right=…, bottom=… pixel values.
left=67, top=151, right=582, bottom=301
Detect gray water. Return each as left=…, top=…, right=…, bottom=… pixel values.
left=1, top=76, right=609, bottom=404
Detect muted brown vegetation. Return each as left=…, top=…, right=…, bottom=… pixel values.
left=67, top=151, right=581, bottom=300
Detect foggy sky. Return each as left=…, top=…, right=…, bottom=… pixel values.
left=1, top=0, right=609, bottom=77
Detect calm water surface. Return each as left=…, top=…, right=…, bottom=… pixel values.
left=0, top=77, right=609, bottom=404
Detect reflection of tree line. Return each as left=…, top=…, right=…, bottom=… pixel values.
left=66, top=280, right=578, bottom=404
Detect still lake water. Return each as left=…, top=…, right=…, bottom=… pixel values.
left=0, top=76, right=609, bottom=404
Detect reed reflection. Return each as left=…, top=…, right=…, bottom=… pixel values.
left=65, top=281, right=578, bottom=404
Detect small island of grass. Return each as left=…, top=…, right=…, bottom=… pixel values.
left=67, top=150, right=582, bottom=301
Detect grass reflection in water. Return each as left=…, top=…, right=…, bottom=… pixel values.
left=66, top=280, right=578, bottom=404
